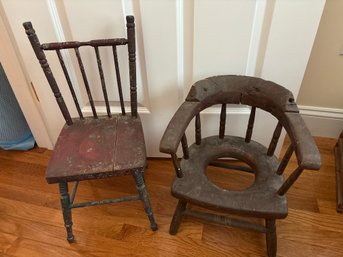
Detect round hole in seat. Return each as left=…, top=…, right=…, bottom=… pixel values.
left=205, top=157, right=255, bottom=192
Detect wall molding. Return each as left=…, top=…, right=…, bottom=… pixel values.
left=298, top=105, right=343, bottom=138
left=299, top=105, right=343, bottom=119
left=82, top=105, right=150, bottom=116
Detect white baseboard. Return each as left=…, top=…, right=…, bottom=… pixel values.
left=298, top=105, right=343, bottom=138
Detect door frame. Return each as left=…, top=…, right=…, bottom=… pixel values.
left=0, top=6, right=52, bottom=149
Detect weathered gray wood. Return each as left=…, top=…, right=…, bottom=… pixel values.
left=283, top=112, right=321, bottom=170
left=245, top=106, right=256, bottom=143
left=267, top=122, right=283, bottom=156
left=184, top=208, right=267, bottom=233
left=171, top=153, right=183, bottom=178
left=169, top=200, right=187, bottom=235
left=173, top=136, right=286, bottom=219
left=266, top=219, right=277, bottom=257
left=195, top=114, right=201, bottom=145
left=219, top=104, right=226, bottom=139
left=181, top=134, right=189, bottom=159
left=277, top=144, right=294, bottom=175
left=277, top=166, right=304, bottom=196
left=209, top=160, right=254, bottom=173
left=160, top=74, right=320, bottom=257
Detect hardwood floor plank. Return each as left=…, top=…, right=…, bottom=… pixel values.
left=0, top=137, right=341, bottom=256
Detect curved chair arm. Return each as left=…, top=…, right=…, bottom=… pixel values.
left=283, top=112, right=321, bottom=170
left=160, top=101, right=200, bottom=154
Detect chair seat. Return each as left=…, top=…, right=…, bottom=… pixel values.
left=172, top=136, right=288, bottom=219
left=46, top=115, right=146, bottom=184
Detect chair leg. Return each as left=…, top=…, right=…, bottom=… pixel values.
left=169, top=200, right=187, bottom=235
left=59, top=182, right=74, bottom=242
left=265, top=219, right=277, bottom=257
left=133, top=171, right=158, bottom=231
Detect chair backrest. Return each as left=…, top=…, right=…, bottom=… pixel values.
left=160, top=75, right=321, bottom=195
left=23, top=16, right=137, bottom=126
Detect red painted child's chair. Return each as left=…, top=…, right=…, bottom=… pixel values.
left=23, top=16, right=157, bottom=242
left=160, top=75, right=320, bottom=257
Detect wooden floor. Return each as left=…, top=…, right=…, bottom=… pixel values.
left=0, top=137, right=342, bottom=256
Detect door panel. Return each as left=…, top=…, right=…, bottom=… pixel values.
left=193, top=0, right=256, bottom=80
left=0, top=0, right=325, bottom=156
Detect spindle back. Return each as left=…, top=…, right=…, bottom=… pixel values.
left=160, top=75, right=320, bottom=190
left=23, top=16, right=137, bottom=126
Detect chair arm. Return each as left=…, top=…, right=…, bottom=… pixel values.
left=283, top=112, right=321, bottom=170
left=160, top=101, right=199, bottom=154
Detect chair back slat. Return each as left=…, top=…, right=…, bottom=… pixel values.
left=126, top=16, right=137, bottom=118
left=94, top=46, right=111, bottom=117
left=276, top=144, right=294, bottom=175
left=112, top=46, right=125, bottom=115
left=195, top=114, right=201, bottom=145
left=171, top=153, right=183, bottom=178
left=245, top=106, right=256, bottom=143
left=74, top=48, right=97, bottom=119
left=267, top=122, right=283, bottom=156
left=24, top=16, right=138, bottom=123
left=277, top=166, right=304, bottom=195
left=56, top=50, right=84, bottom=119
left=181, top=134, right=189, bottom=159
left=23, top=22, right=73, bottom=125
left=219, top=104, right=226, bottom=139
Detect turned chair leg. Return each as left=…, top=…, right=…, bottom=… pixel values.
left=133, top=171, right=158, bottom=231
left=169, top=200, right=187, bottom=235
left=266, top=219, right=277, bottom=257
left=59, top=182, right=74, bottom=242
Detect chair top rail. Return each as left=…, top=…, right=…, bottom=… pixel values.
left=42, top=38, right=128, bottom=50
left=160, top=75, right=321, bottom=172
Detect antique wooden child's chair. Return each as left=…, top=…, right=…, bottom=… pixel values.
left=23, top=16, right=157, bottom=242
left=160, top=75, right=321, bottom=257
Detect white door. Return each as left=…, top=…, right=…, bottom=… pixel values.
left=0, top=0, right=325, bottom=156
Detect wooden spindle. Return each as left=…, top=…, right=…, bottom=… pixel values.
left=126, top=16, right=137, bottom=118
left=209, top=161, right=254, bottom=173
left=276, top=144, right=294, bottom=175
left=74, top=48, right=97, bottom=119
left=195, top=114, right=201, bottom=145
left=181, top=134, right=189, bottom=159
left=56, top=50, right=83, bottom=119
left=277, top=166, right=304, bottom=196
left=219, top=104, right=226, bottom=139
left=94, top=47, right=111, bottom=117
left=112, top=45, right=125, bottom=115
left=245, top=106, right=256, bottom=143
left=267, top=122, right=283, bottom=156
left=23, top=22, right=73, bottom=125
left=171, top=153, right=183, bottom=178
